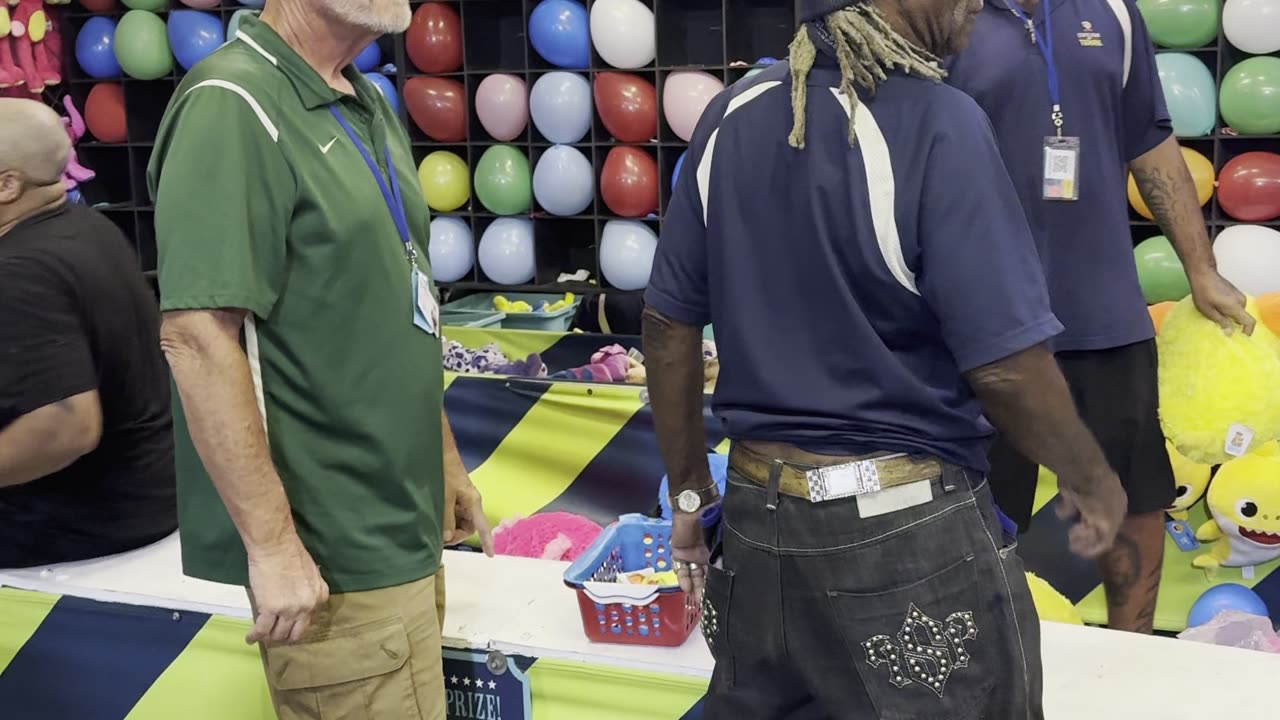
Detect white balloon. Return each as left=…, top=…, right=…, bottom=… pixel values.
left=478, top=218, right=536, bottom=285
left=428, top=217, right=474, bottom=283
left=1213, top=224, right=1280, bottom=297
left=600, top=220, right=658, bottom=291
left=1224, top=0, right=1280, bottom=55
left=590, top=0, right=656, bottom=70
left=533, top=145, right=594, bottom=216
left=529, top=72, right=593, bottom=144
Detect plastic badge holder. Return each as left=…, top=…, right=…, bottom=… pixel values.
left=563, top=514, right=700, bottom=647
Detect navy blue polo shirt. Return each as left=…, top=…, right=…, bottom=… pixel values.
left=645, top=59, right=1062, bottom=472
left=945, top=0, right=1173, bottom=352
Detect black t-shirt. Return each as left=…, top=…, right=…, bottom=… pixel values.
left=0, top=204, right=176, bottom=567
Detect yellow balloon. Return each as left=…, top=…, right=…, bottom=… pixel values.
left=418, top=151, right=470, bottom=212
left=1127, top=146, right=1215, bottom=220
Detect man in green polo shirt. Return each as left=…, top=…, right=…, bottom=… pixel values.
left=147, top=2, right=490, bottom=717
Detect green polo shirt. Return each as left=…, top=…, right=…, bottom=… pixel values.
left=146, top=16, right=444, bottom=593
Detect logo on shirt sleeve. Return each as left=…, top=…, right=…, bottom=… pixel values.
left=1077, top=20, right=1103, bottom=47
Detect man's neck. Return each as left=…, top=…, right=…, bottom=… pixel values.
left=0, top=186, right=66, bottom=239
left=258, top=4, right=373, bottom=94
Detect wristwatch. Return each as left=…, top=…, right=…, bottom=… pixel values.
left=672, top=483, right=721, bottom=514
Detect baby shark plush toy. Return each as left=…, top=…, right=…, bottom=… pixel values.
left=1193, top=442, right=1280, bottom=570
left=1158, top=296, right=1280, bottom=466
left=1165, top=440, right=1212, bottom=521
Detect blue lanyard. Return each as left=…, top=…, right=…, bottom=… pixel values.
left=1006, top=2, right=1065, bottom=135
left=328, top=105, right=418, bottom=266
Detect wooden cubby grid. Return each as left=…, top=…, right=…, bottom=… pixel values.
left=59, top=0, right=1280, bottom=292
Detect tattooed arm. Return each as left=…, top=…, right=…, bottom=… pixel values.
left=1130, top=136, right=1254, bottom=333
left=643, top=307, right=713, bottom=500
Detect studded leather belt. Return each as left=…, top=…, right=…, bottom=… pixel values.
left=728, top=442, right=944, bottom=503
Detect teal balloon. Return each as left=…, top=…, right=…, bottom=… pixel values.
left=1155, top=53, right=1216, bottom=137
left=1134, top=235, right=1191, bottom=303
left=114, top=10, right=173, bottom=81
left=474, top=145, right=532, bottom=216
left=1137, top=0, right=1220, bottom=49
left=1220, top=56, right=1280, bottom=136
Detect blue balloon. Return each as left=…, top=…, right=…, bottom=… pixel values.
left=671, top=150, right=687, bottom=192
left=478, top=219, right=535, bottom=285
left=529, top=0, right=590, bottom=69
left=1156, top=52, right=1217, bottom=137
left=363, top=73, right=399, bottom=115
left=533, top=145, right=594, bottom=216
left=600, top=220, right=658, bottom=290
left=76, top=17, right=121, bottom=79
left=428, top=217, right=474, bottom=283
left=354, top=41, right=382, bottom=72
left=1187, top=583, right=1270, bottom=627
left=167, top=11, right=224, bottom=72
left=529, top=71, right=592, bottom=144
left=237, top=0, right=265, bottom=8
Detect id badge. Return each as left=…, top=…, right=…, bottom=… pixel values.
left=1165, top=519, right=1200, bottom=552
left=411, top=267, right=440, bottom=337
left=1042, top=136, right=1081, bottom=201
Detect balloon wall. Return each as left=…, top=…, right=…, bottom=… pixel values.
left=58, top=0, right=1279, bottom=294
left=1133, top=1, right=1280, bottom=311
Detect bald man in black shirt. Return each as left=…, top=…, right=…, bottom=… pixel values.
left=0, top=98, right=176, bottom=567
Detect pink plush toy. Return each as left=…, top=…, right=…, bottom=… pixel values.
left=60, top=95, right=94, bottom=190
left=492, top=512, right=603, bottom=562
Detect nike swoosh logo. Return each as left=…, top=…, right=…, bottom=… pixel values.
left=319, top=137, right=337, bottom=154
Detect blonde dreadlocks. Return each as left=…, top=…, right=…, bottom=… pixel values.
left=787, top=5, right=946, bottom=149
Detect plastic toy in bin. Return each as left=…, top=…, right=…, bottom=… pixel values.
left=563, top=514, right=700, bottom=647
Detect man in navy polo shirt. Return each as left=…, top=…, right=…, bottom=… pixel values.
left=644, top=0, right=1127, bottom=716
left=946, top=0, right=1252, bottom=634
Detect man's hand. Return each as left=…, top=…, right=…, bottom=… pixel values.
left=1056, top=471, right=1128, bottom=559
left=670, top=510, right=711, bottom=602
left=1189, top=269, right=1254, bottom=336
left=245, top=535, right=329, bottom=645
left=444, top=470, right=494, bottom=556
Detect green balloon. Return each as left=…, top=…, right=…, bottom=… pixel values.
left=1221, top=57, right=1280, bottom=136
left=1137, top=0, right=1220, bottom=49
left=114, top=10, right=173, bottom=81
left=121, top=0, right=166, bottom=11
left=1135, top=235, right=1190, bottom=303
left=474, top=145, right=531, bottom=216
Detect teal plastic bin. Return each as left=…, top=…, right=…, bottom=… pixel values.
left=440, top=309, right=505, bottom=328
left=443, top=293, right=581, bottom=332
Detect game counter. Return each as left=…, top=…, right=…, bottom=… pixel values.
left=1, top=535, right=1278, bottom=719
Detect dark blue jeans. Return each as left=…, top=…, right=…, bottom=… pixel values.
left=700, top=465, right=1044, bottom=719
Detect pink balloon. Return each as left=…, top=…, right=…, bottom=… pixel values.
left=179, top=0, right=220, bottom=8
left=476, top=74, right=529, bottom=142
left=662, top=71, right=724, bottom=142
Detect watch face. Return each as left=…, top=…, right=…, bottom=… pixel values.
left=677, top=490, right=700, bottom=513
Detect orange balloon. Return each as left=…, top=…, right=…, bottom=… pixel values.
left=405, top=2, right=463, bottom=74
left=84, top=83, right=127, bottom=144
left=601, top=146, right=658, bottom=218
left=1128, top=146, right=1214, bottom=220
left=1258, top=292, right=1280, bottom=336
left=1148, top=301, right=1176, bottom=333
left=404, top=76, right=467, bottom=143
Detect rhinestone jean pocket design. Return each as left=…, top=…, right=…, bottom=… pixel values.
left=861, top=603, right=978, bottom=698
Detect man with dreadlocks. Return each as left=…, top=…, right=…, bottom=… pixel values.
left=945, top=0, right=1253, bottom=636
left=643, top=0, right=1127, bottom=717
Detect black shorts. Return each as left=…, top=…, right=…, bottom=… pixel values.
left=988, top=339, right=1176, bottom=530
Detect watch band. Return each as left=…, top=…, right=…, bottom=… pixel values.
left=670, top=482, right=721, bottom=510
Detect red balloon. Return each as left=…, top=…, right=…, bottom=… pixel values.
left=79, top=0, right=116, bottom=12
left=404, top=76, right=467, bottom=143
left=1219, top=152, right=1280, bottom=223
left=594, top=72, right=657, bottom=143
left=84, top=83, right=127, bottom=144
left=601, top=146, right=658, bottom=218
left=406, top=2, right=463, bottom=74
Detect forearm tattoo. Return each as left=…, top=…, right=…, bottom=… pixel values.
left=642, top=307, right=712, bottom=495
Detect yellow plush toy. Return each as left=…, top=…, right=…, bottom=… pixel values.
left=1158, top=296, right=1280, bottom=465
left=1025, top=572, right=1083, bottom=625
left=1164, top=440, right=1212, bottom=521
left=1193, top=442, right=1280, bottom=569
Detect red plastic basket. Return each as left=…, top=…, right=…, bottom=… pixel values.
left=563, top=514, right=700, bottom=647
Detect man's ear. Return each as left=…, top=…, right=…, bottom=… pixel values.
left=0, top=170, right=22, bottom=204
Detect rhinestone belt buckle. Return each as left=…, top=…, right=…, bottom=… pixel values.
left=805, top=460, right=882, bottom=502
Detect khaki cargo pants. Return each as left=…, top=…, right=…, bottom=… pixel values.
left=250, top=567, right=447, bottom=720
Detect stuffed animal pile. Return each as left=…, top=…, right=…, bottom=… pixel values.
left=0, top=0, right=64, bottom=95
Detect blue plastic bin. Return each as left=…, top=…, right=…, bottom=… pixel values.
left=440, top=309, right=505, bottom=328
left=442, top=293, right=581, bottom=332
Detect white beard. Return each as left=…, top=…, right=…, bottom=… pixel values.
left=321, top=0, right=411, bottom=36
